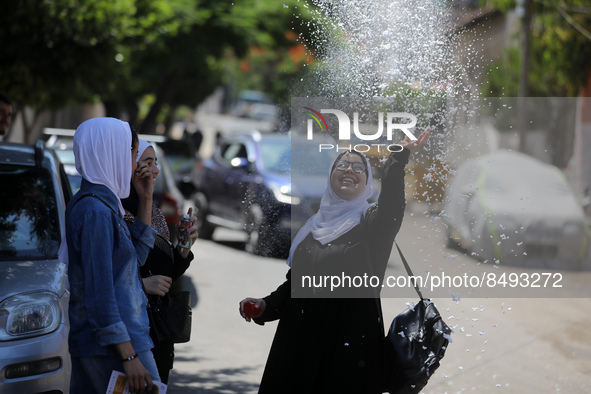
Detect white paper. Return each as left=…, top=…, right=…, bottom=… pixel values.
left=106, top=370, right=167, bottom=394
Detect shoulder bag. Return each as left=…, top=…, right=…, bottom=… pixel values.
left=366, top=240, right=452, bottom=394
left=138, top=240, right=192, bottom=345
left=146, top=290, right=192, bottom=344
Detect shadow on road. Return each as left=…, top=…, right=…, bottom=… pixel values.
left=168, top=361, right=261, bottom=393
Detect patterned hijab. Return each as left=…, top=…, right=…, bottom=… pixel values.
left=73, top=117, right=132, bottom=216
left=287, top=151, right=374, bottom=266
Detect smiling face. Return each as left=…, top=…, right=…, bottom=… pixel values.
left=330, top=152, right=368, bottom=200
left=138, top=146, right=160, bottom=180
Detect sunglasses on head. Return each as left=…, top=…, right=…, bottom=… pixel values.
left=334, top=160, right=366, bottom=174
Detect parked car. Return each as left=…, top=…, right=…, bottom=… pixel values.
left=157, top=135, right=200, bottom=199
left=192, top=131, right=329, bottom=256
left=0, top=141, right=73, bottom=393
left=442, top=149, right=590, bottom=269
left=44, top=128, right=185, bottom=241
left=192, top=131, right=381, bottom=256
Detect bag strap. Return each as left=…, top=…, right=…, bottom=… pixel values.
left=72, top=192, right=112, bottom=211
left=394, top=241, right=424, bottom=300
left=360, top=214, right=424, bottom=301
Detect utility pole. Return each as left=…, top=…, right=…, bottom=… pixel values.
left=517, top=0, right=532, bottom=153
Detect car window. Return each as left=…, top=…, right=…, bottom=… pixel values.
left=221, top=143, right=248, bottom=163
left=259, top=139, right=337, bottom=176
left=54, top=149, right=75, bottom=165
left=260, top=144, right=290, bottom=174
left=0, top=166, right=61, bottom=260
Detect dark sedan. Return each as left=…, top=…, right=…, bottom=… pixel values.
left=192, top=131, right=340, bottom=257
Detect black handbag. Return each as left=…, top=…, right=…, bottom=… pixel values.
left=381, top=243, right=452, bottom=394
left=146, top=290, right=192, bottom=344
left=137, top=232, right=192, bottom=345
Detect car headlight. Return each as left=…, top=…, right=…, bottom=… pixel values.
left=0, top=291, right=61, bottom=341
left=271, top=183, right=301, bottom=205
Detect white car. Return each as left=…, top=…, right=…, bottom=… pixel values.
left=442, top=149, right=590, bottom=269
left=0, top=141, right=73, bottom=393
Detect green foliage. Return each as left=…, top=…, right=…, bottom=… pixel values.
left=0, top=0, right=315, bottom=134
left=1, top=0, right=136, bottom=108
left=215, top=0, right=316, bottom=103
left=483, top=0, right=591, bottom=97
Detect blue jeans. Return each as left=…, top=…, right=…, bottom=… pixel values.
left=70, top=350, right=160, bottom=394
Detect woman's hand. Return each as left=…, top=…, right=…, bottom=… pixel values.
left=239, top=298, right=266, bottom=322
left=122, top=357, right=153, bottom=394
left=399, top=129, right=430, bottom=152
left=115, top=342, right=153, bottom=394
left=133, top=161, right=154, bottom=227
left=142, top=275, right=172, bottom=297
left=132, top=161, right=155, bottom=203
left=177, top=207, right=198, bottom=258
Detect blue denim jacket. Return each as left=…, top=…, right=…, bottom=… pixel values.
left=66, top=180, right=156, bottom=358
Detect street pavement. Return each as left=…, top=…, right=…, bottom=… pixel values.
left=166, top=229, right=282, bottom=394
left=167, top=212, right=591, bottom=393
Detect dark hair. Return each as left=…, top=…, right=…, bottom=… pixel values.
left=122, top=179, right=139, bottom=216
left=0, top=93, right=12, bottom=106
left=130, top=126, right=139, bottom=151
left=331, top=150, right=370, bottom=181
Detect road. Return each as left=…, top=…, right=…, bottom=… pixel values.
left=166, top=205, right=591, bottom=393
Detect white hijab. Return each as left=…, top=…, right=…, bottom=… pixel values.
left=287, top=151, right=374, bottom=266
left=73, top=117, right=133, bottom=217
left=136, top=139, right=152, bottom=161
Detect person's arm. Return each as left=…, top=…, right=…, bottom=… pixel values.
left=81, top=211, right=130, bottom=344
left=366, top=130, right=431, bottom=236
left=364, top=148, right=411, bottom=241
left=142, top=276, right=172, bottom=297
left=240, top=270, right=291, bottom=325
left=364, top=131, right=430, bottom=276
left=130, top=218, right=157, bottom=267
left=171, top=248, right=193, bottom=282
left=114, top=342, right=153, bottom=394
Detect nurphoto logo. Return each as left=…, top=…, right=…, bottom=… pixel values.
left=303, top=108, right=418, bottom=153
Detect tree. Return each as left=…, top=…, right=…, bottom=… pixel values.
left=125, top=0, right=316, bottom=134
left=484, top=0, right=591, bottom=97
left=0, top=0, right=315, bottom=140
left=0, top=0, right=144, bottom=141
left=482, top=0, right=591, bottom=167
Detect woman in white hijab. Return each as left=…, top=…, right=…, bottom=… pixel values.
left=239, top=131, right=430, bottom=394
left=66, top=117, right=160, bottom=394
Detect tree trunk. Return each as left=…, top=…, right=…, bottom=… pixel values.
left=518, top=0, right=532, bottom=154
left=163, top=106, right=177, bottom=137
left=573, top=68, right=591, bottom=216
left=140, top=73, right=179, bottom=134
left=103, top=100, right=122, bottom=119
left=23, top=107, right=41, bottom=145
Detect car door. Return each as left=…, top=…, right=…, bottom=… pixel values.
left=208, top=140, right=251, bottom=223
